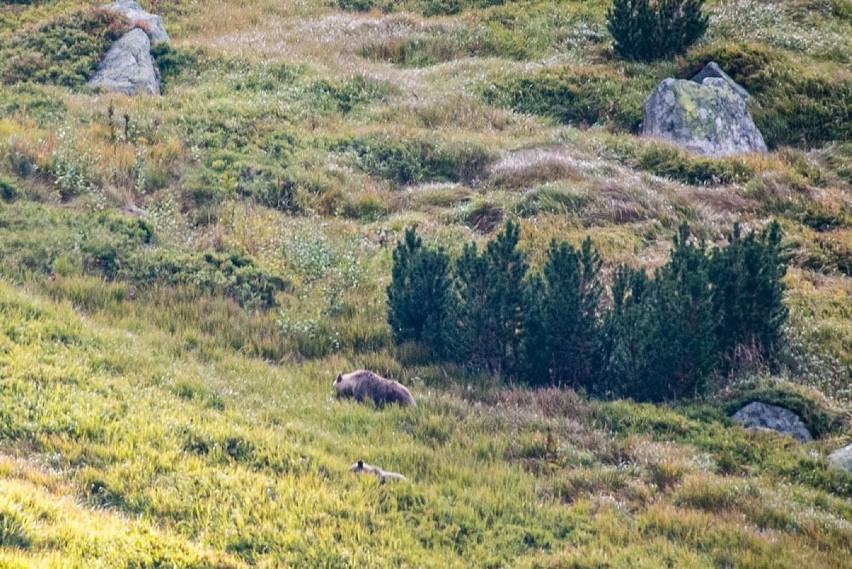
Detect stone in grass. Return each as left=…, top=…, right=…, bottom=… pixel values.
left=731, top=401, right=812, bottom=443
left=692, top=61, right=750, bottom=103
left=89, top=28, right=160, bottom=95
left=104, top=0, right=170, bottom=43
left=827, top=443, right=852, bottom=473
left=640, top=78, right=767, bottom=157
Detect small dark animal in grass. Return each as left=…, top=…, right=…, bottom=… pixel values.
left=349, top=460, right=407, bottom=484
left=333, top=370, right=416, bottom=408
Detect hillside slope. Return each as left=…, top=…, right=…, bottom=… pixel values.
left=0, top=0, right=850, bottom=566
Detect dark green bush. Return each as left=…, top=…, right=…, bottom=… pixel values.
left=387, top=227, right=452, bottom=353
left=0, top=8, right=128, bottom=87
left=150, top=43, right=201, bottom=92
left=388, top=221, right=789, bottom=402
left=340, top=134, right=493, bottom=185
left=0, top=176, right=20, bottom=202
left=484, top=65, right=649, bottom=131
left=709, top=222, right=788, bottom=374
left=607, top=0, right=708, bottom=62
left=443, top=220, right=528, bottom=375
left=524, top=238, right=603, bottom=389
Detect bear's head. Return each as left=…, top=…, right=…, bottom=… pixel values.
left=333, top=372, right=349, bottom=397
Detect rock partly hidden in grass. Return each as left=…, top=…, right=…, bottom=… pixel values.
left=640, top=78, right=767, bottom=157
left=88, top=28, right=160, bottom=95
left=722, top=386, right=843, bottom=439
left=683, top=43, right=852, bottom=148
left=731, top=401, right=812, bottom=442
left=827, top=443, right=852, bottom=473
left=691, top=61, right=750, bottom=103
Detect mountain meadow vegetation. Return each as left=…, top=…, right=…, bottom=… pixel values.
left=0, top=0, right=850, bottom=567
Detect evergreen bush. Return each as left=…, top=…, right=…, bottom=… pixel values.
left=606, top=0, right=708, bottom=62
left=524, top=238, right=603, bottom=389
left=387, top=227, right=452, bottom=355
left=445, top=221, right=528, bottom=376
left=387, top=221, right=789, bottom=402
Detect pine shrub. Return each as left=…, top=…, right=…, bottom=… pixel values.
left=387, top=227, right=452, bottom=354
left=445, top=221, right=528, bottom=376
left=606, top=0, right=709, bottom=62
left=386, top=221, right=789, bottom=402
left=709, top=222, right=788, bottom=374
left=524, top=238, right=603, bottom=389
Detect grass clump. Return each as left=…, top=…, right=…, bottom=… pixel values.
left=484, top=65, right=654, bottom=131
left=337, top=0, right=506, bottom=16
left=0, top=8, right=128, bottom=88
left=338, top=133, right=494, bottom=185
left=150, top=43, right=202, bottom=93
left=636, top=143, right=754, bottom=185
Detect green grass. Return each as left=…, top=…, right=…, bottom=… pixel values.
left=0, top=0, right=850, bottom=565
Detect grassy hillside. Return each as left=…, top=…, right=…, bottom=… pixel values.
left=0, top=0, right=850, bottom=566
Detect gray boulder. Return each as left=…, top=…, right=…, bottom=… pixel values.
left=640, top=78, right=767, bottom=157
left=827, top=443, right=852, bottom=473
left=692, top=61, right=750, bottom=103
left=731, top=402, right=812, bottom=442
left=104, top=0, right=169, bottom=43
left=88, top=28, right=160, bottom=95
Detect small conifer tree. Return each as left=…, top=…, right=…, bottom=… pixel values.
left=524, top=238, right=603, bottom=389
left=387, top=227, right=452, bottom=354
left=607, top=0, right=709, bottom=62
left=598, top=265, right=655, bottom=398
left=446, top=221, right=528, bottom=376
left=648, top=223, right=717, bottom=400
left=709, top=222, right=788, bottom=374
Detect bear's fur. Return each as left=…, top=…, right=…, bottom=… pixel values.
left=349, top=459, right=407, bottom=484
left=333, top=370, right=416, bottom=408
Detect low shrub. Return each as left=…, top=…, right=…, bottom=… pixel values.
left=150, top=43, right=202, bottom=92
left=310, top=75, right=393, bottom=113
left=0, top=8, right=128, bottom=87
left=607, top=0, right=708, bottom=62
left=122, top=250, right=288, bottom=310
left=336, top=0, right=505, bottom=16
left=0, top=175, right=20, bottom=202
left=484, top=65, right=652, bottom=132
left=637, top=144, right=754, bottom=185
left=339, top=134, right=493, bottom=185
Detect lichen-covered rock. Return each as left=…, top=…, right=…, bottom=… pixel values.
left=104, top=0, right=170, bottom=43
left=731, top=402, right=812, bottom=442
left=827, top=443, right=852, bottom=473
left=692, top=61, right=750, bottom=102
left=641, top=78, right=767, bottom=157
left=88, top=28, right=160, bottom=95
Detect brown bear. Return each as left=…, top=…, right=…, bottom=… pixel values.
left=333, top=370, right=416, bottom=408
